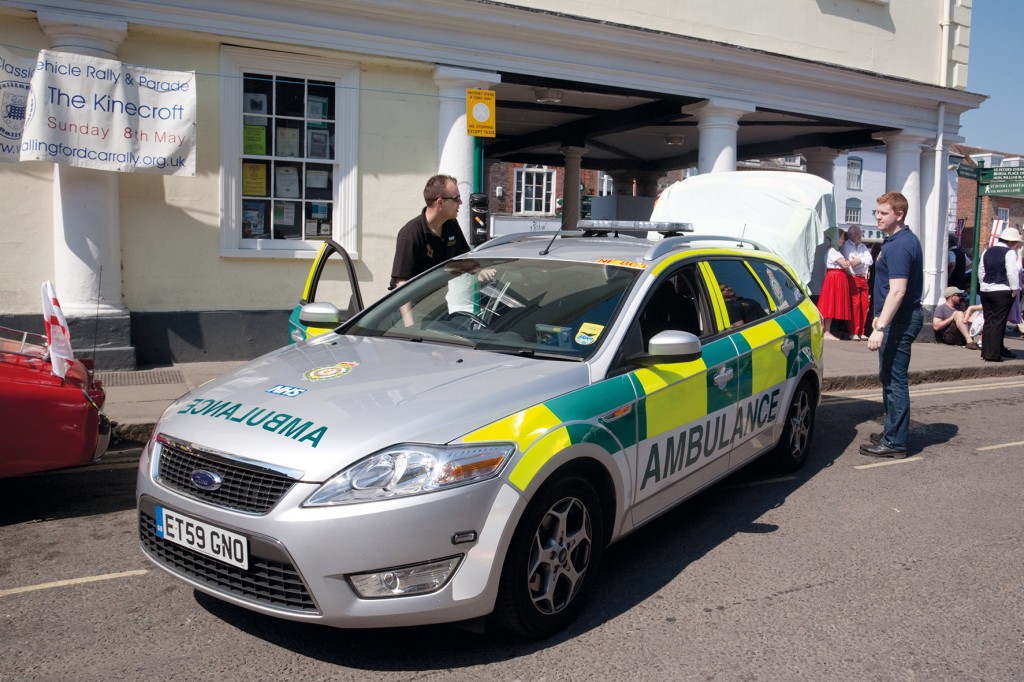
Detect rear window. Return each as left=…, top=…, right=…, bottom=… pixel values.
left=747, top=259, right=805, bottom=311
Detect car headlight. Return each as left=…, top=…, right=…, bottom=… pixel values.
left=303, top=442, right=515, bottom=506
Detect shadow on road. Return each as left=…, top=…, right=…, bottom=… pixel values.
left=0, top=458, right=138, bottom=526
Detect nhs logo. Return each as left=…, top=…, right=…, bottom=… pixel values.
left=266, top=384, right=307, bottom=398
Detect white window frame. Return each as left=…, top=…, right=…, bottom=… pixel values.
left=220, top=47, right=359, bottom=259
left=846, top=156, right=863, bottom=191
left=845, top=198, right=861, bottom=224
left=997, top=208, right=1010, bottom=223
left=514, top=167, right=556, bottom=216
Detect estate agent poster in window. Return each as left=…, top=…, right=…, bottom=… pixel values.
left=307, top=129, right=330, bottom=159
left=242, top=201, right=266, bottom=237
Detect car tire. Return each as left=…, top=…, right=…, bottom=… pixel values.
left=769, top=379, right=816, bottom=473
left=493, top=474, right=604, bottom=639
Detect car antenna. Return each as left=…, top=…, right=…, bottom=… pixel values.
left=539, top=228, right=561, bottom=256
left=540, top=202, right=581, bottom=255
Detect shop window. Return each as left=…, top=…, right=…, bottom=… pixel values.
left=847, top=156, right=863, bottom=190
left=220, top=47, right=358, bottom=257
left=845, top=198, right=862, bottom=224
left=514, top=167, right=555, bottom=215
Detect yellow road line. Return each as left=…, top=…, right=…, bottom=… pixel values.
left=976, top=441, right=1024, bottom=451
left=0, top=569, right=148, bottom=598
left=854, top=456, right=923, bottom=469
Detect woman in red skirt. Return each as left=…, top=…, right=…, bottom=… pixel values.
left=817, top=229, right=854, bottom=340
left=842, top=224, right=873, bottom=340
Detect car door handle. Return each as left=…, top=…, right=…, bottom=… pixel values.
left=780, top=338, right=794, bottom=354
left=713, top=366, right=734, bottom=389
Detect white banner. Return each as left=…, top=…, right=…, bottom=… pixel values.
left=17, top=50, right=196, bottom=175
left=0, top=46, right=34, bottom=163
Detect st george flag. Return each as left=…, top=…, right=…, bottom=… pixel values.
left=41, top=281, right=75, bottom=379
left=989, top=219, right=1008, bottom=248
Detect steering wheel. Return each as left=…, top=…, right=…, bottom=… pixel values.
left=444, top=310, right=490, bottom=331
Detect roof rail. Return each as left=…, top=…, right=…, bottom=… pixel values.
left=473, top=231, right=559, bottom=251
left=643, top=234, right=770, bottom=261
left=471, top=222, right=769, bottom=260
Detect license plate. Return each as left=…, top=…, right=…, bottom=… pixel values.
left=155, top=505, right=249, bottom=570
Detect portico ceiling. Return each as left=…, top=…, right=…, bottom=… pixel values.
left=486, top=72, right=892, bottom=172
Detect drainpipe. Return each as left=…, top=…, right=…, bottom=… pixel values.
left=933, top=101, right=947, bottom=303
left=939, top=0, right=952, bottom=88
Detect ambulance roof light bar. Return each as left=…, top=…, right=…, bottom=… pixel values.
left=575, top=220, right=694, bottom=237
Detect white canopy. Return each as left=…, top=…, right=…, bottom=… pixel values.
left=649, top=171, right=839, bottom=285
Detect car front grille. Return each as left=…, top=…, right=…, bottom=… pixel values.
left=157, top=440, right=298, bottom=514
left=139, top=510, right=318, bottom=613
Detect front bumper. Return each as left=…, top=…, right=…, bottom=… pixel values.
left=135, top=440, right=525, bottom=628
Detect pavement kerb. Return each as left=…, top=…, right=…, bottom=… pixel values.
left=821, top=363, right=1024, bottom=393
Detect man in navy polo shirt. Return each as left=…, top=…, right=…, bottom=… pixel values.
left=390, top=174, right=470, bottom=290
left=861, top=191, right=923, bottom=459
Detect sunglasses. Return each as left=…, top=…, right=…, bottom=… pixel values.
left=440, top=195, right=462, bottom=203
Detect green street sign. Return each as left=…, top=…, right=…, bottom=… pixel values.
left=980, top=181, right=1024, bottom=196
left=957, top=164, right=979, bottom=180
left=979, top=166, right=1024, bottom=183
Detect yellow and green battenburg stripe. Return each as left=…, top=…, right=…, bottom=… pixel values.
left=462, top=374, right=637, bottom=490
left=463, top=300, right=820, bottom=492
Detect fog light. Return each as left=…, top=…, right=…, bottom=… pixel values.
left=348, top=556, right=462, bottom=598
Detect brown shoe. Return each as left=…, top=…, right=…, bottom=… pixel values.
left=965, top=341, right=979, bottom=350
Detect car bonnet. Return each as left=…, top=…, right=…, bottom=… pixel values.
left=154, top=334, right=592, bottom=481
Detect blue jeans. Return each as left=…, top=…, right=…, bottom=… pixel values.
left=878, top=306, right=923, bottom=450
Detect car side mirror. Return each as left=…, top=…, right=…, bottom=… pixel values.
left=631, top=330, right=703, bottom=366
left=299, top=301, right=344, bottom=327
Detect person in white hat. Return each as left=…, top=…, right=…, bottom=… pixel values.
left=978, top=226, right=1022, bottom=361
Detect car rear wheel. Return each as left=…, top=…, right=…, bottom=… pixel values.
left=769, top=379, right=816, bottom=473
left=493, top=474, right=604, bottom=639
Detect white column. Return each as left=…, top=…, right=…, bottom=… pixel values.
left=560, top=146, right=586, bottom=230
left=38, top=11, right=134, bottom=368
left=920, top=141, right=951, bottom=306
left=874, top=131, right=930, bottom=240
left=796, top=147, right=839, bottom=296
left=797, top=146, right=839, bottom=182
left=433, top=66, right=500, bottom=240
left=681, top=98, right=755, bottom=174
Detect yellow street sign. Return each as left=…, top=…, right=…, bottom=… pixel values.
left=466, top=89, right=495, bottom=138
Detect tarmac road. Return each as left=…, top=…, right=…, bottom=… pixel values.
left=2, top=376, right=1022, bottom=681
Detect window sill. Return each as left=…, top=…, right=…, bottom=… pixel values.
left=221, top=243, right=359, bottom=260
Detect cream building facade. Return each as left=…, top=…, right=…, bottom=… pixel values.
left=0, top=0, right=983, bottom=367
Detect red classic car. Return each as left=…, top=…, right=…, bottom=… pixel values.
left=0, top=325, right=110, bottom=478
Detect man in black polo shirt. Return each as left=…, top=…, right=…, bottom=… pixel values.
left=389, top=174, right=470, bottom=290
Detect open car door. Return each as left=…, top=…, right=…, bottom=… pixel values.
left=288, top=239, right=365, bottom=344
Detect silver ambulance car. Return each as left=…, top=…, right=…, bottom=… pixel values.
left=137, top=225, right=823, bottom=638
